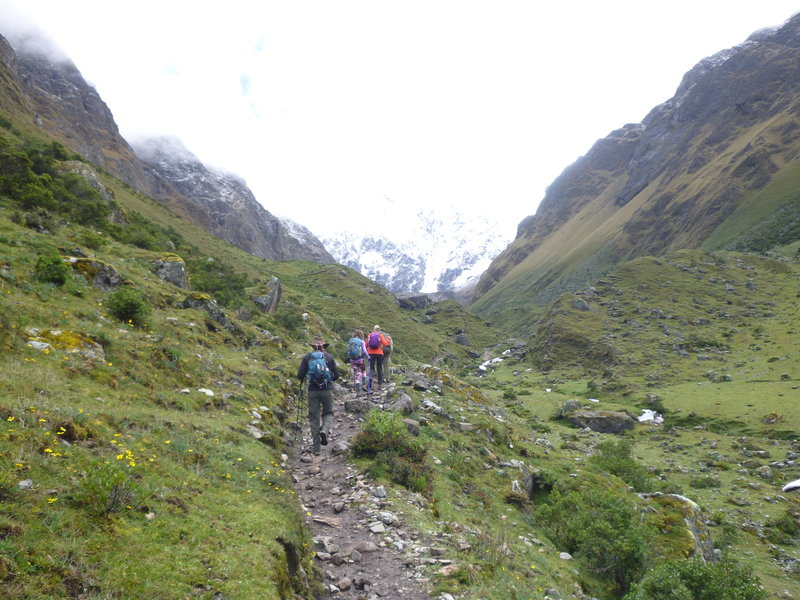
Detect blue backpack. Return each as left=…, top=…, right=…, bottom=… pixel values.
left=348, top=337, right=363, bottom=360
left=307, top=351, right=332, bottom=388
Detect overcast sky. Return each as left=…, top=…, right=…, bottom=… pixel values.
left=1, top=1, right=798, bottom=239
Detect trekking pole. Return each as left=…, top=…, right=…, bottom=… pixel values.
left=293, top=382, right=305, bottom=443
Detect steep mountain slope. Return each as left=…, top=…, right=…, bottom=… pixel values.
left=472, top=13, right=800, bottom=332
left=0, top=31, right=331, bottom=264
left=134, top=137, right=334, bottom=264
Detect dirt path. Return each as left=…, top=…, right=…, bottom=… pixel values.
left=288, top=384, right=434, bottom=599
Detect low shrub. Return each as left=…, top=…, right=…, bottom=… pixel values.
left=689, top=474, right=722, bottom=489
left=537, top=486, right=654, bottom=595
left=34, top=252, right=69, bottom=285
left=106, top=286, right=151, bottom=326
left=70, top=460, right=149, bottom=517
left=351, top=410, right=432, bottom=494
left=590, top=437, right=656, bottom=492
left=764, top=508, right=800, bottom=545
left=623, top=557, right=766, bottom=600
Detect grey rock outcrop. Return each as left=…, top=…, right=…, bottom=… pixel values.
left=135, top=137, right=335, bottom=264
left=153, top=255, right=189, bottom=289
left=182, top=293, right=233, bottom=331
left=252, top=276, right=282, bottom=314
left=566, top=409, right=636, bottom=434
left=67, top=257, right=123, bottom=291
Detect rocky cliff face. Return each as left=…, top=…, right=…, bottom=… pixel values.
left=472, top=13, right=800, bottom=329
left=7, top=33, right=155, bottom=195
left=0, top=31, right=332, bottom=264
left=134, top=137, right=334, bottom=263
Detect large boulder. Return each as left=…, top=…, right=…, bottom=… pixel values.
left=386, top=392, right=414, bottom=415
left=251, top=276, right=282, bottom=314
left=67, top=257, right=123, bottom=291
left=395, top=292, right=431, bottom=310
left=152, top=254, right=188, bottom=289
left=640, top=493, right=716, bottom=563
left=182, top=293, right=233, bottom=331
left=566, top=409, right=636, bottom=434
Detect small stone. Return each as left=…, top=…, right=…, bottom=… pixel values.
left=336, top=577, right=352, bottom=591
left=354, top=540, right=379, bottom=553
left=369, top=522, right=386, bottom=534
left=378, top=511, right=397, bottom=525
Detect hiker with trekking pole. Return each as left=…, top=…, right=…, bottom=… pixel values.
left=296, top=335, right=339, bottom=456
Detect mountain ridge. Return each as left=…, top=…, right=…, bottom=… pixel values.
left=472, top=12, right=800, bottom=331
left=0, top=31, right=333, bottom=265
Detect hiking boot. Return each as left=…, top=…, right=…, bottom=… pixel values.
left=319, top=431, right=328, bottom=446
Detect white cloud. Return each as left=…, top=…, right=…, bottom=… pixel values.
left=0, top=0, right=798, bottom=238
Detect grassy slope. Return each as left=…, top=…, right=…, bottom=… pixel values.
left=2, top=111, right=799, bottom=599
left=499, top=249, right=800, bottom=596
left=0, top=105, right=512, bottom=597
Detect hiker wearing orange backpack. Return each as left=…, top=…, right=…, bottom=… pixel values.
left=366, top=325, right=389, bottom=392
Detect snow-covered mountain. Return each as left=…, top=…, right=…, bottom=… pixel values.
left=317, top=206, right=511, bottom=296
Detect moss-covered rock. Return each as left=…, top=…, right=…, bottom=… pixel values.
left=67, top=257, right=123, bottom=291
left=24, top=328, right=105, bottom=361
left=153, top=254, right=188, bottom=289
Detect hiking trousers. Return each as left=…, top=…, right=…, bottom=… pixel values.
left=307, top=388, right=333, bottom=453
left=350, top=358, right=367, bottom=390
left=368, top=354, right=384, bottom=388
left=382, top=352, right=391, bottom=383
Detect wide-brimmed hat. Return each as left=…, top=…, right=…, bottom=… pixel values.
left=311, top=336, right=329, bottom=349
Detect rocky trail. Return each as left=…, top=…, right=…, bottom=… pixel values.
left=288, top=383, right=443, bottom=599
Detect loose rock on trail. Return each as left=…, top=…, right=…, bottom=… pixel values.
left=288, top=383, right=434, bottom=599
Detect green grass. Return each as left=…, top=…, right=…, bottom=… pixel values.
left=2, top=103, right=800, bottom=598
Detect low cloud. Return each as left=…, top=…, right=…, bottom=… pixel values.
left=0, top=1, right=70, bottom=62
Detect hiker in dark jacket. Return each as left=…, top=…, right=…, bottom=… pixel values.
left=297, top=335, right=339, bottom=455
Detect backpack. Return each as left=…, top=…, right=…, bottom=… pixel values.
left=347, top=337, right=363, bottom=360
left=382, top=334, right=392, bottom=355
left=367, top=331, right=381, bottom=350
left=306, top=351, right=332, bottom=388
